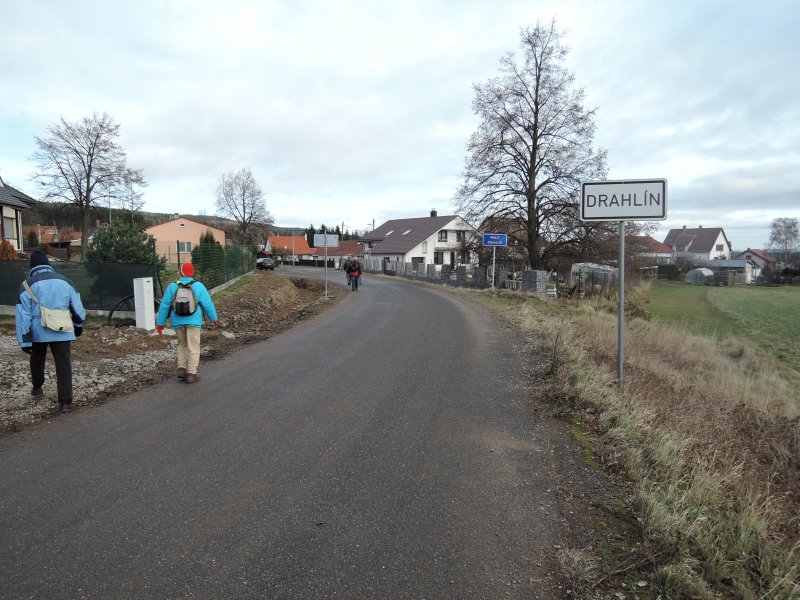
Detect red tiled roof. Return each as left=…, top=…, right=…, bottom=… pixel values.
left=629, top=235, right=671, bottom=254
left=23, top=225, right=60, bottom=244
left=309, top=240, right=363, bottom=256
left=269, top=235, right=312, bottom=254
left=736, top=248, right=776, bottom=263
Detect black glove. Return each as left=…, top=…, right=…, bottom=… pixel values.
left=74, top=326, right=83, bottom=337
left=21, top=347, right=32, bottom=354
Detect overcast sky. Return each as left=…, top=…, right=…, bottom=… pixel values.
left=1, top=0, right=798, bottom=250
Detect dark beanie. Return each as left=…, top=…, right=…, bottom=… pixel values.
left=30, top=250, right=50, bottom=269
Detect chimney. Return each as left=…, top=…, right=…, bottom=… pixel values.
left=430, top=209, right=437, bottom=217
left=698, top=225, right=703, bottom=228
left=682, top=225, right=686, bottom=230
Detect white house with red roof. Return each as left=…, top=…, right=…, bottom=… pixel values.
left=267, top=235, right=314, bottom=262
left=733, top=248, right=777, bottom=272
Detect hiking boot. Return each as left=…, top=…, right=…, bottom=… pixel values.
left=59, top=403, right=72, bottom=413
left=177, top=368, right=187, bottom=379
left=31, top=387, right=43, bottom=397
left=185, top=373, right=199, bottom=384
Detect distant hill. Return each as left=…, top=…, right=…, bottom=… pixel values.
left=22, top=201, right=299, bottom=239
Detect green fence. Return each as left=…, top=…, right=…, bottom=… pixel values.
left=1, top=244, right=256, bottom=311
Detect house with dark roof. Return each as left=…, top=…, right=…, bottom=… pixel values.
left=360, top=210, right=477, bottom=270
left=0, top=175, right=37, bottom=253
left=733, top=248, right=777, bottom=272
left=662, top=226, right=732, bottom=262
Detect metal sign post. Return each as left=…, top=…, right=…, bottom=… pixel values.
left=482, top=233, right=508, bottom=289
left=617, top=221, right=625, bottom=384
left=492, top=246, right=496, bottom=288
left=580, top=179, right=667, bottom=390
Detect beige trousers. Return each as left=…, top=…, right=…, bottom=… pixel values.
left=176, top=326, right=202, bottom=375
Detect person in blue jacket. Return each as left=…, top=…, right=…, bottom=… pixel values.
left=16, top=250, right=86, bottom=413
left=155, top=262, right=219, bottom=384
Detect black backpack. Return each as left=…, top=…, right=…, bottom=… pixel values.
left=172, top=281, right=197, bottom=316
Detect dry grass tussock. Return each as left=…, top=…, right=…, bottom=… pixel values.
left=486, top=289, right=800, bottom=598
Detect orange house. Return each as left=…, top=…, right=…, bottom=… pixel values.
left=145, top=217, right=226, bottom=264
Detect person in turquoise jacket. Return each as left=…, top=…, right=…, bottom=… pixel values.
left=16, top=250, right=86, bottom=412
left=155, top=262, right=219, bottom=383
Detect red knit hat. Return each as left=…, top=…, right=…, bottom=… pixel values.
left=179, top=263, right=194, bottom=277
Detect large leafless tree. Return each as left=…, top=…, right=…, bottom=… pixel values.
left=215, top=168, right=273, bottom=244
left=31, top=112, right=145, bottom=258
left=769, top=217, right=798, bottom=267
left=455, top=20, right=607, bottom=269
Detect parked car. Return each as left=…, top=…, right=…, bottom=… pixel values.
left=256, top=256, right=274, bottom=270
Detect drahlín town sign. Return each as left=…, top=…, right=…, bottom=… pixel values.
left=580, top=179, right=667, bottom=221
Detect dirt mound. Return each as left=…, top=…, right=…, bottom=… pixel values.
left=1, top=272, right=345, bottom=433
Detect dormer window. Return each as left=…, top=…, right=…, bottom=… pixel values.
left=403, top=229, right=412, bottom=235
left=385, top=230, right=394, bottom=236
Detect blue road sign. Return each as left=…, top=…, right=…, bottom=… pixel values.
left=482, top=233, right=508, bottom=247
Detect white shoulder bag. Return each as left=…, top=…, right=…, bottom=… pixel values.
left=22, top=280, right=75, bottom=333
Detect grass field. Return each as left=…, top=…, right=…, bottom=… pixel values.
left=644, top=282, right=800, bottom=393
left=477, top=285, right=800, bottom=597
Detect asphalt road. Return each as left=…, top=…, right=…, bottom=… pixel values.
left=0, top=268, right=571, bottom=599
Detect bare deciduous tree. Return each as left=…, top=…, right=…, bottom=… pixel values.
left=768, top=217, right=798, bottom=267
left=31, top=112, right=145, bottom=259
left=117, top=173, right=146, bottom=222
left=215, top=168, right=273, bottom=244
left=455, top=20, right=607, bottom=269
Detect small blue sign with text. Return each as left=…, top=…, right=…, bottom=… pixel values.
left=482, top=233, right=508, bottom=247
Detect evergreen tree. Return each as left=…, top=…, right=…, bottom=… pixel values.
left=86, top=221, right=157, bottom=264
left=26, top=231, right=39, bottom=251
left=191, top=230, right=226, bottom=288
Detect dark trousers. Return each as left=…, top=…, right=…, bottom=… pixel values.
left=30, top=341, right=73, bottom=404
left=351, top=275, right=359, bottom=290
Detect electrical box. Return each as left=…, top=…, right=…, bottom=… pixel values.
left=133, top=277, right=155, bottom=330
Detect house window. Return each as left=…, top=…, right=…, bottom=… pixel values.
left=177, top=241, right=192, bottom=253
left=456, top=231, right=464, bottom=242
left=179, top=223, right=186, bottom=228
left=3, top=216, right=17, bottom=240
left=433, top=251, right=443, bottom=265
left=716, top=244, right=723, bottom=251
left=438, top=230, right=448, bottom=242
left=459, top=250, right=470, bottom=263
left=421, top=241, right=427, bottom=253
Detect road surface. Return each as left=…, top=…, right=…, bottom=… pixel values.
left=0, top=267, right=587, bottom=599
